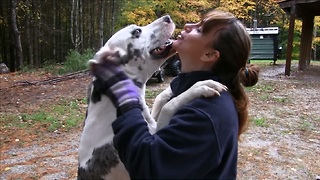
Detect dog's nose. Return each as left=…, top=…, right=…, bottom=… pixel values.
left=163, top=15, right=171, bottom=23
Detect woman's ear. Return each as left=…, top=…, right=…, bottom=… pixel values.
left=200, top=50, right=220, bottom=62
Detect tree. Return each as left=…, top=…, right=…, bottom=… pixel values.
left=99, top=0, right=105, bottom=47
left=8, top=0, right=23, bottom=71
left=71, top=0, right=82, bottom=51
left=0, top=0, right=8, bottom=66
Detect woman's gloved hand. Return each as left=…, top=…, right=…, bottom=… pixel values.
left=90, top=52, right=141, bottom=115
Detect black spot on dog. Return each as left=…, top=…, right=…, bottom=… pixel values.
left=118, top=44, right=143, bottom=65
left=131, top=28, right=142, bottom=38
left=150, top=33, right=156, bottom=40
left=77, top=144, right=120, bottom=179
left=91, top=79, right=104, bottom=103
left=133, top=49, right=141, bottom=57
left=153, top=39, right=160, bottom=45
left=118, top=43, right=134, bottom=64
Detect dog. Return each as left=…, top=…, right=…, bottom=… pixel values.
left=77, top=15, right=176, bottom=180
left=78, top=15, right=227, bottom=179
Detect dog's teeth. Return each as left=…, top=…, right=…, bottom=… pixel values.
left=153, top=47, right=165, bottom=54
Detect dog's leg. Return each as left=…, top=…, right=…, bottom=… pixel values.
left=141, top=98, right=158, bottom=134
left=151, top=87, right=173, bottom=122
left=156, top=80, right=227, bottom=131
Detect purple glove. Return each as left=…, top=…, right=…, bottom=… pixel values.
left=90, top=54, right=141, bottom=115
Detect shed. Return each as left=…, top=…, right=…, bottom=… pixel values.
left=278, top=0, right=320, bottom=75
left=247, top=27, right=280, bottom=64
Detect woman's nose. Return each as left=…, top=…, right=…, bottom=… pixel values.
left=184, top=23, right=193, bottom=32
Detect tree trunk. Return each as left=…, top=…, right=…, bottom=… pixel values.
left=0, top=1, right=9, bottom=67
left=88, top=1, right=92, bottom=48
left=99, top=0, right=105, bottom=47
left=53, top=0, right=56, bottom=61
left=90, top=0, right=95, bottom=48
left=9, top=0, right=23, bottom=71
left=75, top=0, right=80, bottom=51
left=111, top=0, right=115, bottom=35
left=26, top=12, right=34, bottom=67
left=79, top=0, right=83, bottom=51
left=71, top=0, right=75, bottom=49
left=32, top=0, right=40, bottom=68
left=71, top=0, right=81, bottom=51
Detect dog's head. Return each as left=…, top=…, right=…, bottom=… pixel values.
left=89, top=15, right=175, bottom=85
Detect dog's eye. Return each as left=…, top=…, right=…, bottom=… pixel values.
left=131, top=28, right=142, bottom=38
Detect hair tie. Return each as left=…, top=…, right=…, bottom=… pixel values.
left=245, top=68, right=249, bottom=78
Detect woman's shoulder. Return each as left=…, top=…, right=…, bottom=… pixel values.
left=184, top=91, right=238, bottom=126
left=188, top=91, right=236, bottom=113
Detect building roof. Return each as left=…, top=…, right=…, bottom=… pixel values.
left=278, top=0, right=320, bottom=18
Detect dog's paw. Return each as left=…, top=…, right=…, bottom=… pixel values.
left=190, top=80, right=228, bottom=97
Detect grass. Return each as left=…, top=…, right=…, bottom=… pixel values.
left=272, top=96, right=290, bottom=103
left=145, top=89, right=163, bottom=99
left=0, top=98, right=87, bottom=133
left=245, top=83, right=274, bottom=101
left=251, top=117, right=268, bottom=127
left=299, top=121, right=313, bottom=131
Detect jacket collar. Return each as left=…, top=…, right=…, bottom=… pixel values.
left=170, top=71, right=220, bottom=97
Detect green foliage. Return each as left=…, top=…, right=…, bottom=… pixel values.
left=20, top=48, right=93, bottom=75
left=58, top=49, right=94, bottom=74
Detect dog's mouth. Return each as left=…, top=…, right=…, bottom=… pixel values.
left=150, top=40, right=173, bottom=59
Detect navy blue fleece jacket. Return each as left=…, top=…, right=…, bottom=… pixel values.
left=112, top=71, right=239, bottom=179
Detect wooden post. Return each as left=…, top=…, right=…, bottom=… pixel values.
left=285, top=3, right=296, bottom=76
left=299, top=15, right=314, bottom=70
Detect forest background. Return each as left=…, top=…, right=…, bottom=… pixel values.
left=1, top=0, right=320, bottom=72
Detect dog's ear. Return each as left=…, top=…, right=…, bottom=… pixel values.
left=89, top=50, right=120, bottom=71
left=88, top=59, right=99, bottom=72
left=100, top=50, right=121, bottom=62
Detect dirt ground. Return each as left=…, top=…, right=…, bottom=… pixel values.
left=0, top=62, right=319, bottom=179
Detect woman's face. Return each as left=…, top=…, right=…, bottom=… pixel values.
left=174, top=22, right=213, bottom=55
left=172, top=22, right=218, bottom=72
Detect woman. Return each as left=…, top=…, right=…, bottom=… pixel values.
left=93, top=10, right=259, bottom=179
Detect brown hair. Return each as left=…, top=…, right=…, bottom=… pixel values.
left=201, top=10, right=260, bottom=138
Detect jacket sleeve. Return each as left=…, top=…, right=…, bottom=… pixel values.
left=112, top=103, right=222, bottom=179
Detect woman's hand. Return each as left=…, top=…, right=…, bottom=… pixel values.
left=90, top=51, right=141, bottom=115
